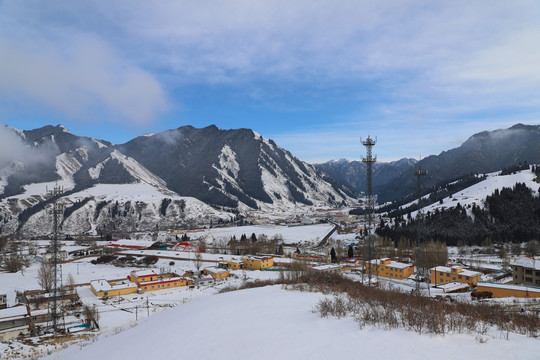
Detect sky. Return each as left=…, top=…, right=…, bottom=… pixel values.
left=0, top=1, right=539, bottom=163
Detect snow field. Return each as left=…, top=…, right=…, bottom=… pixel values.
left=41, top=285, right=539, bottom=360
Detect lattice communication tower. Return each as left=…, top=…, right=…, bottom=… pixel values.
left=414, top=165, right=427, bottom=294
left=361, top=135, right=377, bottom=285
left=47, top=184, right=65, bottom=335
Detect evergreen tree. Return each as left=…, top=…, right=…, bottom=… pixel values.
left=347, top=245, right=354, bottom=259
left=330, top=247, right=337, bottom=263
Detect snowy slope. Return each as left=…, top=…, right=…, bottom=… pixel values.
left=410, top=168, right=539, bottom=218
left=41, top=286, right=539, bottom=360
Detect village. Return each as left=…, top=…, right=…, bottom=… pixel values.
left=1, top=214, right=539, bottom=358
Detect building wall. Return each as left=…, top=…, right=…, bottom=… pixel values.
left=365, top=260, right=414, bottom=279
left=140, top=278, right=192, bottom=292
left=204, top=269, right=230, bottom=279
left=430, top=268, right=481, bottom=288
left=242, top=257, right=274, bottom=270
left=90, top=284, right=138, bottom=297
left=512, top=265, right=540, bottom=286
left=226, top=261, right=244, bottom=270
left=129, top=273, right=158, bottom=284
left=477, top=284, right=540, bottom=298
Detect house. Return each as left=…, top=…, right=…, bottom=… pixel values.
left=219, top=259, right=244, bottom=270
left=438, top=282, right=470, bottom=293
left=203, top=267, right=230, bottom=280
left=138, top=277, right=192, bottom=292
left=42, top=251, right=69, bottom=263
left=511, top=256, right=540, bottom=286
left=365, top=258, right=415, bottom=280
left=90, top=279, right=138, bottom=297
left=430, top=265, right=482, bottom=288
left=129, top=270, right=158, bottom=284
left=0, top=306, right=50, bottom=333
left=194, top=275, right=215, bottom=287
left=241, top=256, right=274, bottom=270
left=476, top=282, right=540, bottom=298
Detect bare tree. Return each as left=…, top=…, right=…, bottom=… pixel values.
left=4, top=255, right=24, bottom=273
left=525, top=240, right=539, bottom=257
left=193, top=252, right=203, bottom=274
left=37, top=261, right=53, bottom=292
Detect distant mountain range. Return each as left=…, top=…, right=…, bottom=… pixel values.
left=0, top=124, right=356, bottom=236
left=317, top=124, right=540, bottom=203
left=1, top=122, right=538, bottom=237
left=314, top=158, right=417, bottom=196
left=378, top=124, right=540, bottom=202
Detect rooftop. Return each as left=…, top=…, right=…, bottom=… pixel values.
left=511, top=256, right=540, bottom=270
left=131, top=269, right=158, bottom=277
left=91, top=279, right=138, bottom=292
left=431, top=266, right=482, bottom=277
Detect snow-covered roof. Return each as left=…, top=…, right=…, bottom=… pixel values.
left=431, top=266, right=482, bottom=277
left=511, top=256, right=540, bottom=270
left=242, top=256, right=273, bottom=261
left=0, top=305, right=27, bottom=320
left=311, top=264, right=341, bottom=271
left=438, top=282, right=469, bottom=292
left=368, top=259, right=413, bottom=269
left=91, top=279, right=137, bottom=292
left=477, top=282, right=540, bottom=293
left=204, top=267, right=229, bottom=274
left=131, top=269, right=158, bottom=278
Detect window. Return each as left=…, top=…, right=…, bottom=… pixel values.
left=458, top=275, right=462, bottom=279
left=440, top=272, right=444, bottom=276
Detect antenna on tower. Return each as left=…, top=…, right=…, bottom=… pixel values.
left=47, top=184, right=65, bottom=335
left=414, top=163, right=427, bottom=295
left=361, top=135, right=377, bottom=286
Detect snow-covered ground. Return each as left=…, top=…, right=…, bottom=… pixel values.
left=180, top=223, right=335, bottom=246
left=39, top=285, right=539, bottom=360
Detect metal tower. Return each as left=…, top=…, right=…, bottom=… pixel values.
left=414, top=165, right=427, bottom=295
left=47, top=184, right=65, bottom=335
left=361, top=135, right=377, bottom=285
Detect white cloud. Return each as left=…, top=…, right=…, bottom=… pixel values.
left=0, top=28, right=168, bottom=125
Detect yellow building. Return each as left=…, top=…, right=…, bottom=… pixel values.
left=203, top=267, right=230, bottom=280
left=139, top=277, right=192, bottom=292
left=241, top=256, right=274, bottom=270
left=221, top=260, right=244, bottom=270
left=430, top=265, right=481, bottom=288
left=129, top=270, right=158, bottom=284
left=90, top=279, right=138, bottom=297
left=476, top=282, right=540, bottom=298
left=365, top=258, right=414, bottom=280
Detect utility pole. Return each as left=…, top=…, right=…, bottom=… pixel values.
left=361, top=135, right=377, bottom=285
left=147, top=297, right=149, bottom=317
left=47, top=184, right=65, bottom=335
left=414, top=165, right=427, bottom=295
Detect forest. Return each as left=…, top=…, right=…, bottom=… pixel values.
left=376, top=182, right=540, bottom=246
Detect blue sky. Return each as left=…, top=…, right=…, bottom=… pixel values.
left=1, top=1, right=539, bottom=163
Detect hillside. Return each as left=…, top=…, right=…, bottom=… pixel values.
left=40, top=286, right=539, bottom=360
left=377, top=124, right=540, bottom=202
left=377, top=167, right=540, bottom=245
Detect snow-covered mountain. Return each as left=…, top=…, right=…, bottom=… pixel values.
left=0, top=124, right=356, bottom=237
left=379, top=124, right=540, bottom=202
left=116, top=125, right=356, bottom=210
